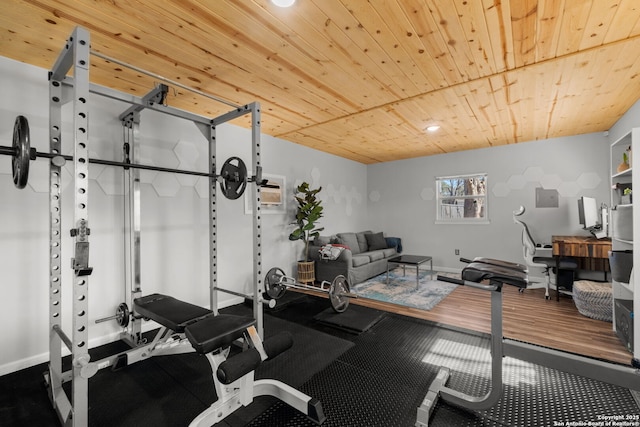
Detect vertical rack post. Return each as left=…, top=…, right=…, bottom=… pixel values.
left=122, top=112, right=143, bottom=345
left=46, top=26, right=93, bottom=426
left=209, top=122, right=218, bottom=314
left=250, top=102, right=264, bottom=338
left=47, top=44, right=65, bottom=425
left=69, top=27, right=92, bottom=427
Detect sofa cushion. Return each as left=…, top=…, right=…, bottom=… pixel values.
left=337, top=232, right=361, bottom=255
left=367, top=250, right=385, bottom=262
left=382, top=248, right=397, bottom=258
left=365, top=232, right=387, bottom=250
left=356, top=231, right=372, bottom=253
left=352, top=254, right=370, bottom=267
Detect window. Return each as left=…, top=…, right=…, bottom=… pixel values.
left=436, top=173, right=488, bottom=223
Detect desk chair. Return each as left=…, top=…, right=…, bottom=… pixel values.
left=513, top=206, right=577, bottom=300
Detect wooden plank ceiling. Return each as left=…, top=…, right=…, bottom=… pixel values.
left=2, top=0, right=640, bottom=164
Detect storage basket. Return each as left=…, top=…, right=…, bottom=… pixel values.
left=612, top=205, right=633, bottom=241
left=573, top=280, right=613, bottom=322
left=609, top=250, right=633, bottom=283
left=297, top=261, right=315, bottom=285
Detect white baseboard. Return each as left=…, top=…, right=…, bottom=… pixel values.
left=0, top=298, right=245, bottom=377
left=0, top=329, right=126, bottom=377
left=434, top=265, right=462, bottom=274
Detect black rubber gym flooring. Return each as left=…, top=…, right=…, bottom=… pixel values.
left=1, top=293, right=638, bottom=426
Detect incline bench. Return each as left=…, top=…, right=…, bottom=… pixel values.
left=134, top=293, right=325, bottom=426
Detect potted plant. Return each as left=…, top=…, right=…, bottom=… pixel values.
left=618, top=151, right=630, bottom=173
left=289, top=182, right=324, bottom=284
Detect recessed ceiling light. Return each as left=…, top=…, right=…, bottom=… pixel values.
left=426, top=125, right=440, bottom=132
left=271, top=0, right=296, bottom=7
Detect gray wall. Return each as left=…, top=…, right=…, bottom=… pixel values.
left=366, top=134, right=610, bottom=272
left=3, top=51, right=640, bottom=375
left=0, top=56, right=367, bottom=374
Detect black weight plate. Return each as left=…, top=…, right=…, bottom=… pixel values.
left=329, top=275, right=350, bottom=313
left=116, top=303, right=130, bottom=328
left=264, top=267, right=287, bottom=300
left=12, top=115, right=30, bottom=189
left=220, top=156, right=247, bottom=200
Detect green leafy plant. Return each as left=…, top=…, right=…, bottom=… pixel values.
left=289, top=182, right=324, bottom=262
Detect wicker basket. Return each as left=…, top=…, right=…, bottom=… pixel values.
left=297, top=261, right=315, bottom=285
left=573, top=280, right=613, bottom=322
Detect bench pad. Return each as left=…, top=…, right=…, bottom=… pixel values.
left=462, top=262, right=528, bottom=288
left=134, top=293, right=213, bottom=332
left=468, top=257, right=528, bottom=273
left=185, top=314, right=256, bottom=354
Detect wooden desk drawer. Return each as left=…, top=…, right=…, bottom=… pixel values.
left=552, top=242, right=610, bottom=258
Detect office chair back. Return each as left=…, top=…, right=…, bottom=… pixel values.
left=512, top=206, right=560, bottom=300
left=513, top=206, right=538, bottom=262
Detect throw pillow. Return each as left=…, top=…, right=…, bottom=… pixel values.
left=319, top=244, right=345, bottom=260
left=356, top=231, right=372, bottom=252
left=336, top=232, right=361, bottom=255
left=365, top=232, right=387, bottom=250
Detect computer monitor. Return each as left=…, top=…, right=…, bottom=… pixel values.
left=578, top=196, right=599, bottom=229
left=578, top=196, right=608, bottom=238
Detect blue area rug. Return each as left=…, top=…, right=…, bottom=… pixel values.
left=352, top=268, right=459, bottom=311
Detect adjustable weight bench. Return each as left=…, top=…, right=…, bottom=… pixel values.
left=134, top=293, right=326, bottom=426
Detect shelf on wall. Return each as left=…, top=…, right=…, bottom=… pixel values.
left=613, top=279, right=634, bottom=294
left=612, top=237, right=633, bottom=245
left=612, top=168, right=633, bottom=179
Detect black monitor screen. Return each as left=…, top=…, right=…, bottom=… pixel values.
left=578, top=196, right=599, bottom=229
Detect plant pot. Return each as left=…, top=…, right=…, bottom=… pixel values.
left=617, top=161, right=630, bottom=173
left=297, top=260, right=315, bottom=285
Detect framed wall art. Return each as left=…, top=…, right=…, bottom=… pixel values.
left=244, top=173, right=286, bottom=214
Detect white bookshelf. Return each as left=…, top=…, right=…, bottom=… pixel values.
left=609, top=128, right=639, bottom=358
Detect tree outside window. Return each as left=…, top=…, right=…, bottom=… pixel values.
left=436, top=174, right=488, bottom=223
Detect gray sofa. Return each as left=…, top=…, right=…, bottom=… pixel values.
left=308, top=230, right=402, bottom=285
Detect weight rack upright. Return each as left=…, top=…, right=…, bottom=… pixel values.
left=43, top=26, right=268, bottom=426
left=46, top=27, right=92, bottom=427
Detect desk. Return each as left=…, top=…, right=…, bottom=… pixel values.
left=552, top=235, right=611, bottom=272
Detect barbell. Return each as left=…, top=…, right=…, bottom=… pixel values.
left=7, top=115, right=253, bottom=200
left=264, top=267, right=358, bottom=313
left=95, top=302, right=131, bottom=327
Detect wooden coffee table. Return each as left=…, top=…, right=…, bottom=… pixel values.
left=386, top=255, right=433, bottom=289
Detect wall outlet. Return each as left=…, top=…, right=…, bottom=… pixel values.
left=455, top=249, right=460, bottom=255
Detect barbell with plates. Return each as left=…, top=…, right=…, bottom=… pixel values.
left=264, top=267, right=358, bottom=313
left=6, top=115, right=259, bottom=199
left=95, top=302, right=131, bottom=327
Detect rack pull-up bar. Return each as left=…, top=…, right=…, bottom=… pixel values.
left=90, top=51, right=242, bottom=109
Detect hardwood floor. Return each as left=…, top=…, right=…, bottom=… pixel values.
left=298, top=284, right=633, bottom=365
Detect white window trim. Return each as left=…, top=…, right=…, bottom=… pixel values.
left=435, top=173, right=490, bottom=224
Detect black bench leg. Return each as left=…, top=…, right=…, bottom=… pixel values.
left=254, top=379, right=326, bottom=425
